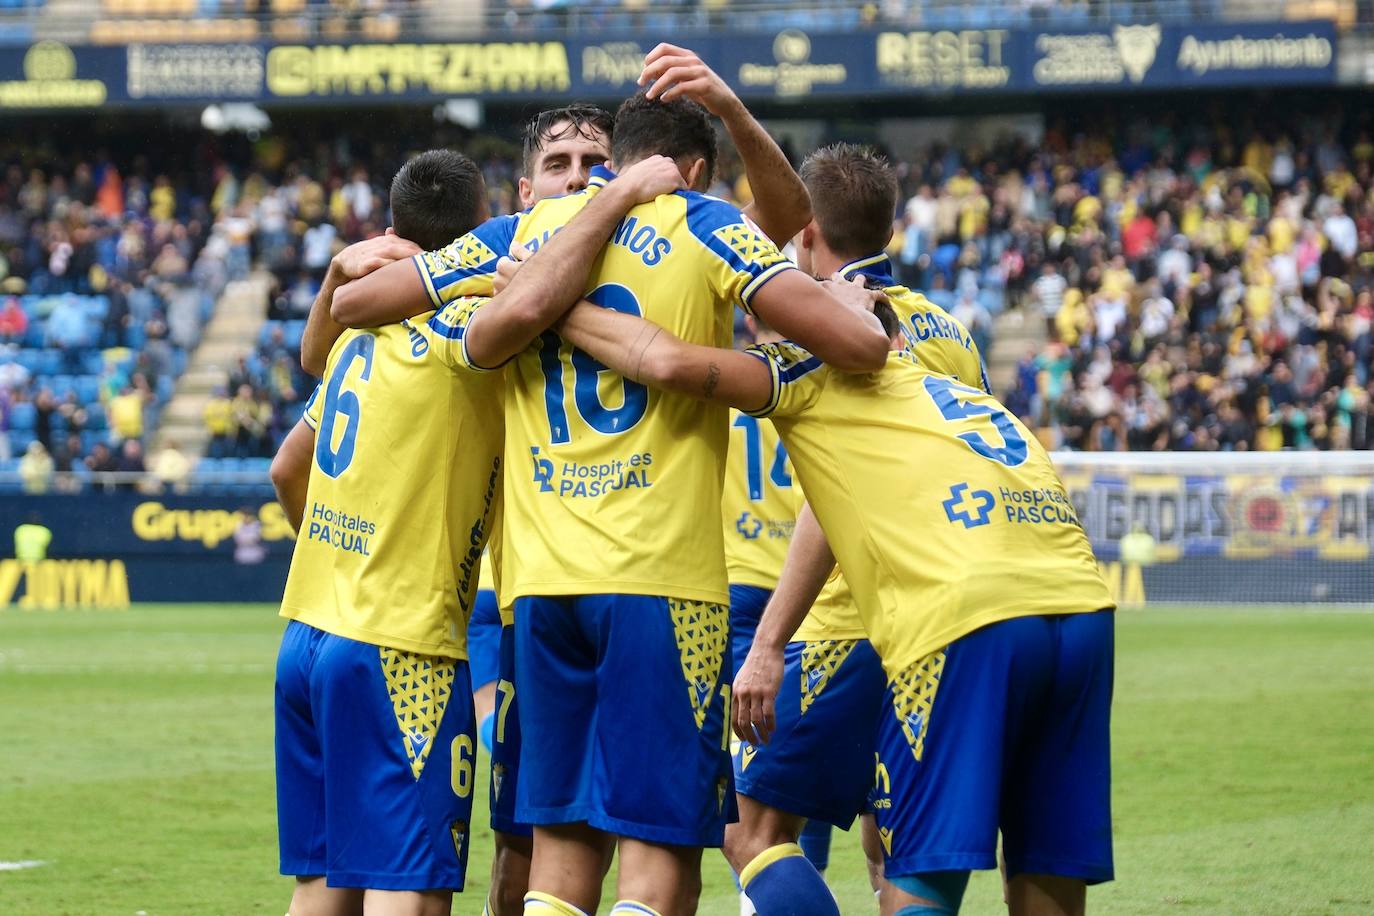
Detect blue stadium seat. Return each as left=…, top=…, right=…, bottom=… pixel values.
left=37, top=349, right=61, bottom=376
left=81, top=350, right=105, bottom=376
left=76, top=375, right=101, bottom=404
left=80, top=430, right=102, bottom=453
left=9, top=430, right=31, bottom=455
left=258, top=320, right=281, bottom=348
left=9, top=401, right=34, bottom=431
left=49, top=374, right=75, bottom=398
left=86, top=403, right=106, bottom=430
left=155, top=375, right=174, bottom=403
left=284, top=320, right=305, bottom=351
left=124, top=324, right=145, bottom=349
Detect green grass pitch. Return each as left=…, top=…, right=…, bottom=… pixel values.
left=1, top=606, right=1372, bottom=914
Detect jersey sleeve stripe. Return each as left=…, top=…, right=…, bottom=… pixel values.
left=739, top=262, right=795, bottom=314
left=743, top=349, right=781, bottom=418
left=413, top=254, right=442, bottom=308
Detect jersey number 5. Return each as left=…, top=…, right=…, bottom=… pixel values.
left=316, top=335, right=376, bottom=478
left=539, top=284, right=649, bottom=444
left=923, top=375, right=1027, bottom=467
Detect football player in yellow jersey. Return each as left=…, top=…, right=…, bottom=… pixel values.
left=549, top=269, right=1115, bottom=916
left=274, top=150, right=686, bottom=916
left=330, top=92, right=889, bottom=914
left=722, top=145, right=994, bottom=912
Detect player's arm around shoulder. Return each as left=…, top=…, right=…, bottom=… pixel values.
left=749, top=271, right=890, bottom=372
left=554, top=302, right=775, bottom=414
left=330, top=215, right=520, bottom=328
left=460, top=156, right=687, bottom=369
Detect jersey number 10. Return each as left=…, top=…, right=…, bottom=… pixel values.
left=539, top=284, right=649, bottom=444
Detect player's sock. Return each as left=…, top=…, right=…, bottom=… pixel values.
left=609, top=902, right=662, bottom=915
left=798, top=819, right=833, bottom=874
left=738, top=889, right=757, bottom=916
left=480, top=712, right=495, bottom=752
left=740, top=843, right=840, bottom=916
left=888, top=871, right=970, bottom=915
left=523, top=891, right=590, bottom=916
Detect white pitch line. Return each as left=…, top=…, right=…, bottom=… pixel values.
left=0, top=860, right=47, bottom=871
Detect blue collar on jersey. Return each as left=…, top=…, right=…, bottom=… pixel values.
left=837, top=253, right=896, bottom=287
left=588, top=164, right=615, bottom=188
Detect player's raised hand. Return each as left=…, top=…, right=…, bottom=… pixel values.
left=331, top=229, right=422, bottom=281
left=733, top=644, right=784, bottom=746
left=614, top=154, right=686, bottom=204
left=492, top=242, right=533, bottom=295
left=639, top=43, right=740, bottom=117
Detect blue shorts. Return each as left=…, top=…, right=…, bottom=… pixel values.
left=514, top=594, right=737, bottom=846
left=871, top=611, right=1115, bottom=883
left=467, top=589, right=501, bottom=692
left=735, top=638, right=886, bottom=828
left=489, top=623, right=532, bottom=838
left=275, top=620, right=476, bottom=890
left=729, top=584, right=772, bottom=673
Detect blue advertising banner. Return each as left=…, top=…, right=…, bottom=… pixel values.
left=0, top=494, right=292, bottom=603
left=0, top=21, right=1340, bottom=110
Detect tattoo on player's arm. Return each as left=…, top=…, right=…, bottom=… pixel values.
left=704, top=362, right=721, bottom=399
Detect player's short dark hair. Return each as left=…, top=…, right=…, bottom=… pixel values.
left=873, top=297, right=900, bottom=340
left=611, top=90, right=716, bottom=186
left=800, top=143, right=899, bottom=259
left=522, top=104, right=614, bottom=177
left=389, top=150, right=487, bottom=251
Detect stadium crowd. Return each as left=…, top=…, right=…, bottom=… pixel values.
left=1, top=103, right=1371, bottom=491
left=884, top=113, right=1374, bottom=452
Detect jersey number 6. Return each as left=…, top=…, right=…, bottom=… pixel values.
left=316, top=334, right=376, bottom=478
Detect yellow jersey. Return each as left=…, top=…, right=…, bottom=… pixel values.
left=722, top=409, right=799, bottom=589
left=748, top=343, right=1112, bottom=676
left=413, top=165, right=794, bottom=606
left=796, top=254, right=993, bottom=643
left=280, top=303, right=505, bottom=659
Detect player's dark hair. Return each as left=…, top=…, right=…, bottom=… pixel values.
left=611, top=90, right=716, bottom=188
left=389, top=150, right=487, bottom=251
left=522, top=104, right=614, bottom=178
left=873, top=297, right=900, bottom=340
left=800, top=143, right=899, bottom=259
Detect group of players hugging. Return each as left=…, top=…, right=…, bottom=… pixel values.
left=267, top=43, right=1116, bottom=916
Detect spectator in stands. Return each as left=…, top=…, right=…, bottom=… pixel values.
left=114, top=438, right=145, bottom=492
left=32, top=388, right=56, bottom=451
left=0, top=295, right=26, bottom=342
left=45, top=294, right=90, bottom=369
left=231, top=383, right=268, bottom=458
left=109, top=384, right=147, bottom=444
left=1032, top=261, right=1067, bottom=336
left=149, top=438, right=191, bottom=493
left=19, top=440, right=53, bottom=494
left=204, top=386, right=234, bottom=460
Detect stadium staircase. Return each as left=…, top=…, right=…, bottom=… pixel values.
left=985, top=305, right=1046, bottom=398
left=154, top=269, right=273, bottom=456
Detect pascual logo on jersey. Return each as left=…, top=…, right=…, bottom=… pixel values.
left=531, top=448, right=654, bottom=498
left=943, top=482, right=995, bottom=529
left=1032, top=25, right=1160, bottom=85
left=0, top=42, right=107, bottom=108
left=738, top=29, right=847, bottom=97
